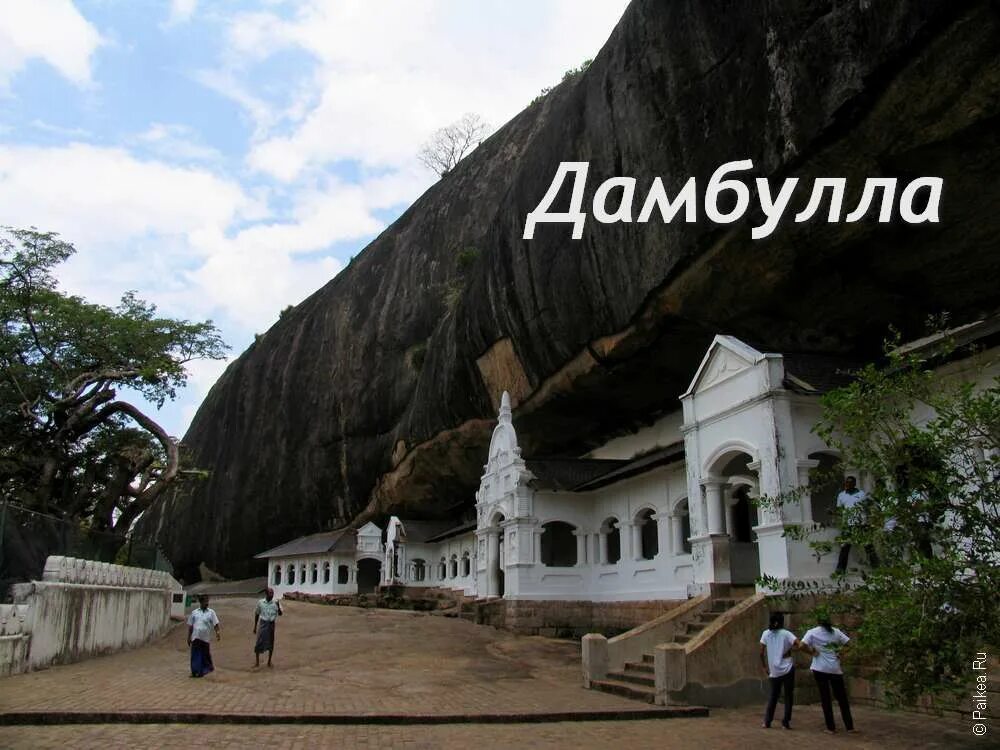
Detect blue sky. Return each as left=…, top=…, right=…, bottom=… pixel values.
left=0, top=0, right=629, bottom=437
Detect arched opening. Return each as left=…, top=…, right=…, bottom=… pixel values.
left=357, top=558, right=381, bottom=594
left=412, top=559, right=426, bottom=582
left=461, top=552, right=470, bottom=577
left=286, top=564, right=294, bottom=585
left=273, top=564, right=282, bottom=585
left=541, top=521, right=577, bottom=566
left=809, top=452, right=844, bottom=526
left=438, top=557, right=447, bottom=580
left=449, top=554, right=458, bottom=579
left=674, top=499, right=692, bottom=554
left=636, top=509, right=658, bottom=560
left=337, top=564, right=349, bottom=584
left=322, top=561, right=331, bottom=584
left=298, top=564, right=307, bottom=584
left=310, top=562, right=318, bottom=584
left=730, top=486, right=758, bottom=543
left=601, top=518, right=621, bottom=564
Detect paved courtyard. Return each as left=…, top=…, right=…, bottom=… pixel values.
left=0, top=598, right=984, bottom=748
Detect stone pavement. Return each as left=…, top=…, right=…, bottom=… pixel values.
left=0, top=598, right=986, bottom=749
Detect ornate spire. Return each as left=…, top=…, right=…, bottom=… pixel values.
left=499, top=390, right=512, bottom=424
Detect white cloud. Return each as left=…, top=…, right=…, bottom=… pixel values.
left=134, top=123, right=222, bottom=163
left=0, top=0, right=102, bottom=88
left=164, top=0, right=198, bottom=28
left=0, top=142, right=403, bottom=332
left=206, top=0, right=630, bottom=182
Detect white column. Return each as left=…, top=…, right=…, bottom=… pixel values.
left=599, top=532, right=608, bottom=565
left=487, top=530, right=500, bottom=596
left=702, top=478, right=726, bottom=534
left=574, top=531, right=587, bottom=567
left=672, top=514, right=685, bottom=553
left=796, top=459, right=820, bottom=525
left=630, top=521, right=642, bottom=561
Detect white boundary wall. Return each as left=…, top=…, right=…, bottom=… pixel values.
left=2, top=555, right=184, bottom=675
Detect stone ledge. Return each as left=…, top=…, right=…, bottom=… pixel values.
left=0, top=707, right=710, bottom=726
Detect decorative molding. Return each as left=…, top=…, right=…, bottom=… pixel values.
left=41, top=556, right=173, bottom=590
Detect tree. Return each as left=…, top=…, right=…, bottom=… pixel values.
left=417, top=113, right=491, bottom=177
left=0, top=227, right=227, bottom=550
left=761, top=330, right=1000, bottom=704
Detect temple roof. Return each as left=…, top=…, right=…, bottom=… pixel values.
left=254, top=529, right=355, bottom=559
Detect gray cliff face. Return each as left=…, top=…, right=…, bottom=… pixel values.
left=138, top=0, right=1000, bottom=579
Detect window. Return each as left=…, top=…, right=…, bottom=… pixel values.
left=602, top=518, right=621, bottom=564
left=449, top=554, right=458, bottom=578
left=461, top=552, right=470, bottom=577
left=413, top=559, right=426, bottom=582
left=323, top=562, right=331, bottom=584
left=540, top=521, right=577, bottom=566
left=637, top=509, right=658, bottom=560
left=286, top=564, right=294, bottom=585
left=273, top=564, right=282, bottom=585
left=299, top=564, right=307, bottom=584
left=438, top=558, right=447, bottom=580
left=310, top=562, right=318, bottom=584
left=337, top=564, right=349, bottom=584
left=676, top=499, right=692, bottom=554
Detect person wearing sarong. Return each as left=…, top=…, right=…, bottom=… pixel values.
left=253, top=587, right=283, bottom=668
left=187, top=594, right=221, bottom=677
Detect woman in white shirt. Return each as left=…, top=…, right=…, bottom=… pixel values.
left=802, top=615, right=855, bottom=733
left=759, top=612, right=801, bottom=729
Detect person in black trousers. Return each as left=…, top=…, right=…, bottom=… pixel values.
left=802, top=614, right=856, bottom=733
left=759, top=612, right=801, bottom=729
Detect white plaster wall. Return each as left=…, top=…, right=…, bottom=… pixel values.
left=507, top=468, right=694, bottom=601
left=4, top=557, right=183, bottom=674
left=267, top=554, right=358, bottom=598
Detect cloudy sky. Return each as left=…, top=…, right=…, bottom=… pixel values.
left=0, top=0, right=629, bottom=437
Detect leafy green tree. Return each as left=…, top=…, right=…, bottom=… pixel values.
left=762, top=331, right=999, bottom=704
left=0, top=227, right=227, bottom=548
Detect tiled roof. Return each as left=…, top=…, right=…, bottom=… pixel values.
left=524, top=458, right=628, bottom=491
left=254, top=529, right=354, bottom=559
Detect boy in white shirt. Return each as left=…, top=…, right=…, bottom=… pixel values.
left=759, top=612, right=801, bottom=729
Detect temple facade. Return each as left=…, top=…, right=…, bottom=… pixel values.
left=256, top=327, right=998, bottom=621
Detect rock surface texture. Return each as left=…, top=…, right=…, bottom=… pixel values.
left=138, top=0, right=1000, bottom=579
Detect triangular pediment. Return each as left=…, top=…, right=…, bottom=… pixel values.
left=357, top=521, right=382, bottom=538
left=683, top=336, right=765, bottom=397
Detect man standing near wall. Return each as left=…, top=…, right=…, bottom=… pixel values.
left=253, top=587, right=283, bottom=668
left=834, top=476, right=876, bottom=573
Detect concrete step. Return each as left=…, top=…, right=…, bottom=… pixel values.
left=624, top=660, right=655, bottom=675
left=590, top=678, right=656, bottom=704
left=642, top=653, right=654, bottom=664
left=685, top=623, right=705, bottom=634
left=674, top=634, right=692, bottom=644
left=608, top=670, right=655, bottom=688
left=698, top=612, right=720, bottom=622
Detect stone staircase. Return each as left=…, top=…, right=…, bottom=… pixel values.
left=589, top=591, right=750, bottom=704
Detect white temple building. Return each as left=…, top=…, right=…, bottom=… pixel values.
left=256, top=326, right=999, bottom=627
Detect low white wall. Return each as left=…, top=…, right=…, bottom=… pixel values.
left=5, top=555, right=183, bottom=674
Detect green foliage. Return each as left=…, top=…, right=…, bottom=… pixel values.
left=456, top=246, right=479, bottom=272
left=760, top=328, right=1000, bottom=705
left=409, top=341, right=427, bottom=371
left=531, top=58, right=593, bottom=105
left=442, top=281, right=463, bottom=311
left=0, top=227, right=228, bottom=540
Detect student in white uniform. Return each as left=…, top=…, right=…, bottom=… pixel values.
left=802, top=614, right=855, bottom=733
left=758, top=612, right=801, bottom=729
